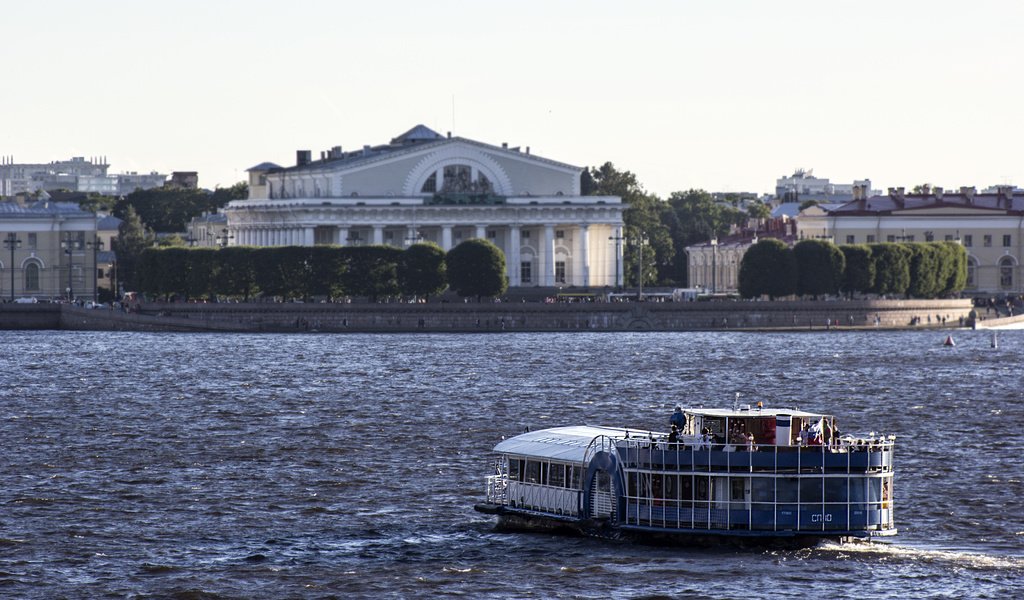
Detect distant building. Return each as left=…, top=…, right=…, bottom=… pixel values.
left=798, top=185, right=1024, bottom=294
left=168, top=171, right=199, bottom=190
left=0, top=156, right=166, bottom=196
left=0, top=194, right=102, bottom=301
left=685, top=220, right=797, bottom=293
left=186, top=212, right=229, bottom=247
left=225, top=124, right=625, bottom=288
left=775, top=169, right=877, bottom=204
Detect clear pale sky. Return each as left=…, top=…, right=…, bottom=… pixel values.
left=2, top=1, right=1021, bottom=197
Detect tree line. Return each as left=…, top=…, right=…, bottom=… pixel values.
left=135, top=239, right=509, bottom=301
left=738, top=239, right=968, bottom=300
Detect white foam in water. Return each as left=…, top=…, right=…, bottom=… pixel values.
left=818, top=541, right=1024, bottom=571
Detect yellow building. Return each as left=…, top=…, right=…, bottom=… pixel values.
left=798, top=186, right=1022, bottom=294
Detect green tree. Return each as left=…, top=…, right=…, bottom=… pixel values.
left=906, top=243, right=942, bottom=298
left=214, top=247, right=260, bottom=300
left=839, top=244, right=874, bottom=297
left=663, top=189, right=746, bottom=284
left=799, top=199, right=821, bottom=211
left=869, top=243, right=911, bottom=296
left=939, top=241, right=968, bottom=295
left=113, top=205, right=153, bottom=292
left=445, top=238, right=508, bottom=298
left=584, top=162, right=674, bottom=285
left=738, top=238, right=797, bottom=300
left=114, top=183, right=247, bottom=233
left=309, top=246, right=345, bottom=299
left=185, top=248, right=217, bottom=300
left=339, top=246, right=402, bottom=300
left=399, top=242, right=447, bottom=299
left=793, top=239, right=845, bottom=298
left=747, top=201, right=771, bottom=222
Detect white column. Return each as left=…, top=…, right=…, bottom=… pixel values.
left=544, top=224, right=555, bottom=287
left=475, top=224, right=486, bottom=239
left=579, top=224, right=590, bottom=287
left=615, top=226, right=624, bottom=288
left=338, top=227, right=348, bottom=246
left=304, top=227, right=314, bottom=246
left=406, top=226, right=419, bottom=246
left=372, top=226, right=384, bottom=245
left=508, top=225, right=521, bottom=287
left=441, top=225, right=453, bottom=251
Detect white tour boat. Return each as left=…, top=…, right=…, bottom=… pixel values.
left=475, top=405, right=896, bottom=546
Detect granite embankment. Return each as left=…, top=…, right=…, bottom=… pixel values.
left=1, top=299, right=1006, bottom=333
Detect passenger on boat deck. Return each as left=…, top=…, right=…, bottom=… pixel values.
left=668, top=425, right=680, bottom=448
left=670, top=406, right=685, bottom=430
left=799, top=423, right=811, bottom=445
left=746, top=433, right=757, bottom=451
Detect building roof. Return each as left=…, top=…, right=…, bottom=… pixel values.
left=829, top=189, right=1024, bottom=216
left=97, top=214, right=123, bottom=231
left=258, top=125, right=581, bottom=176
left=247, top=162, right=283, bottom=172
left=493, top=426, right=637, bottom=462
left=0, top=200, right=93, bottom=218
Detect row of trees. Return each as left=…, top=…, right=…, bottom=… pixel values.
left=738, top=239, right=968, bottom=299
left=135, top=239, right=508, bottom=301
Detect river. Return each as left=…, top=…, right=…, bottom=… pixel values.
left=1, top=329, right=1021, bottom=598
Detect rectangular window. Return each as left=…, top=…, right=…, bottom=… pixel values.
left=97, top=268, right=104, bottom=279
left=924, top=232, right=934, bottom=242
left=27, top=233, right=37, bottom=249
left=521, top=230, right=530, bottom=239
left=984, top=234, right=992, bottom=247
left=520, top=261, right=532, bottom=283
left=549, top=463, right=565, bottom=487
left=964, top=234, right=973, bottom=247
left=555, top=260, right=566, bottom=283
left=905, top=235, right=915, bottom=242
left=866, top=235, right=875, bottom=243
left=944, top=234, right=954, bottom=241
left=487, top=230, right=496, bottom=239
left=525, top=460, right=540, bottom=484
left=845, top=235, right=855, bottom=244
left=886, top=235, right=895, bottom=243
left=1003, top=234, right=1011, bottom=247
left=555, top=229, right=564, bottom=239
left=509, top=459, right=521, bottom=481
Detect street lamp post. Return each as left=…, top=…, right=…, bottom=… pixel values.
left=608, top=232, right=623, bottom=290
left=633, top=233, right=648, bottom=300
left=87, top=238, right=104, bottom=303
left=4, top=233, right=21, bottom=301
left=217, top=228, right=234, bottom=248
left=62, top=239, right=75, bottom=302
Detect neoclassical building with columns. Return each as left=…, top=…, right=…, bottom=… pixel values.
left=224, top=125, right=624, bottom=288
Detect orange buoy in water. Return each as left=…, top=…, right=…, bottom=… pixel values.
left=944, top=335, right=956, bottom=347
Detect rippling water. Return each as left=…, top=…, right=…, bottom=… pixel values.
left=1, top=329, right=1021, bottom=598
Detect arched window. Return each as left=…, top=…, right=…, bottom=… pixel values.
left=999, top=257, right=1014, bottom=288
left=966, top=257, right=977, bottom=289
left=25, top=262, right=40, bottom=291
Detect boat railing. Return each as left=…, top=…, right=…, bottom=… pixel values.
left=485, top=474, right=507, bottom=504
left=503, top=480, right=581, bottom=516
left=612, top=435, right=895, bottom=535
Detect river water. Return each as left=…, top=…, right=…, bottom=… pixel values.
left=1, top=329, right=1021, bottom=599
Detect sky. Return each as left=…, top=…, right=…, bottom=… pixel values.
left=2, top=0, right=1022, bottom=197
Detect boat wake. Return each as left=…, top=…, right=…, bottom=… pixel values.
left=816, top=541, right=1024, bottom=572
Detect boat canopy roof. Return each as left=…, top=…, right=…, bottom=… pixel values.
left=493, top=425, right=635, bottom=463
left=685, top=407, right=829, bottom=420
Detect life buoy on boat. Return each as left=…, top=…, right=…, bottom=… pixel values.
left=943, top=335, right=955, bottom=347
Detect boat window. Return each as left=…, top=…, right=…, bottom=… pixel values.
left=696, top=477, right=710, bottom=501
left=825, top=477, right=848, bottom=502
left=867, top=478, right=882, bottom=503
left=509, top=458, right=521, bottom=481
left=570, top=466, right=582, bottom=489
left=730, top=478, right=746, bottom=501
left=525, top=460, right=541, bottom=484
left=777, top=477, right=798, bottom=503
left=549, top=463, right=566, bottom=487
left=751, top=478, right=774, bottom=503
left=849, top=477, right=866, bottom=504
left=800, top=478, right=824, bottom=504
